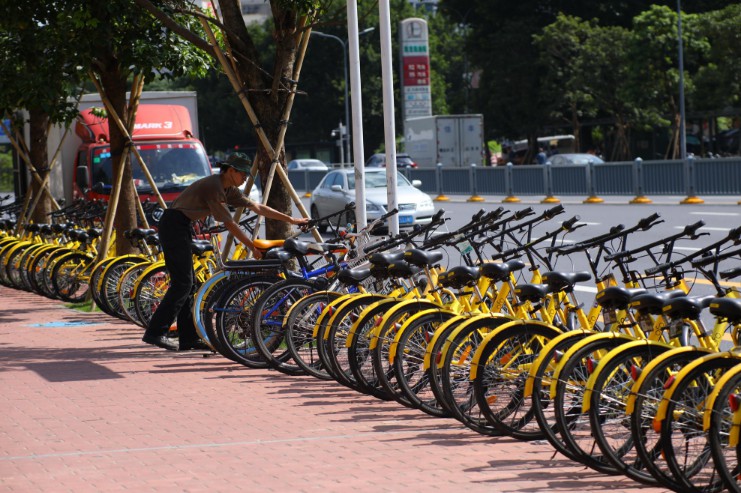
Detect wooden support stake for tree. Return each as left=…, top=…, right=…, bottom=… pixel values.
left=0, top=119, right=62, bottom=221
left=87, top=73, right=148, bottom=264
left=199, top=16, right=321, bottom=261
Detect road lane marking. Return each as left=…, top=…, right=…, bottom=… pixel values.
left=674, top=226, right=731, bottom=232
left=690, top=212, right=739, bottom=216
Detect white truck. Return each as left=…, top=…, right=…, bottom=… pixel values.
left=41, top=91, right=202, bottom=204
left=403, top=114, right=484, bottom=168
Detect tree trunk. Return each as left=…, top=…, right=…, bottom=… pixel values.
left=612, top=117, right=631, bottom=161
left=253, top=96, right=292, bottom=241
left=226, top=2, right=300, bottom=242
left=571, top=102, right=581, bottom=152
left=98, top=66, right=138, bottom=256
left=27, top=108, right=54, bottom=223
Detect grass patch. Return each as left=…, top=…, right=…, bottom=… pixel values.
left=64, top=299, right=98, bottom=312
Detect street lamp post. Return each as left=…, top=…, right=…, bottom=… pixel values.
left=312, top=28, right=374, bottom=165
left=676, top=0, right=687, bottom=160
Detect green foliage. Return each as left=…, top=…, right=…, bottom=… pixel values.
left=624, top=6, right=709, bottom=129
left=0, top=1, right=82, bottom=125
left=534, top=15, right=600, bottom=125
left=0, top=147, right=12, bottom=193
left=692, top=4, right=741, bottom=111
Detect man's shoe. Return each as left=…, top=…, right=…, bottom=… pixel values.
left=142, top=334, right=178, bottom=351
left=178, top=340, right=212, bottom=352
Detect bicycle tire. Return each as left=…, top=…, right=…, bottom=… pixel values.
left=426, top=315, right=470, bottom=415
left=214, top=275, right=281, bottom=368
left=661, top=356, right=740, bottom=493
left=552, top=334, right=634, bottom=474
left=472, top=321, right=563, bottom=439
left=50, top=251, right=93, bottom=302
left=392, top=309, right=458, bottom=417
left=36, top=246, right=75, bottom=299
left=284, top=290, right=343, bottom=380
left=344, top=297, right=399, bottom=398
left=371, top=299, right=442, bottom=408
left=529, top=330, right=594, bottom=458
left=326, top=295, right=399, bottom=393
left=0, top=240, right=30, bottom=287
left=708, top=369, right=741, bottom=493
left=629, top=347, right=712, bottom=489
left=588, top=340, right=674, bottom=480
left=133, top=264, right=169, bottom=330
left=26, top=245, right=62, bottom=295
left=5, top=242, right=34, bottom=290
left=117, top=261, right=154, bottom=325
left=438, top=315, right=512, bottom=436
left=15, top=243, right=48, bottom=291
left=88, top=256, right=118, bottom=315
left=100, top=257, right=149, bottom=319
left=250, top=278, right=319, bottom=375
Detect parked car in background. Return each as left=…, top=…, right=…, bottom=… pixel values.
left=546, top=153, right=605, bottom=166
left=310, top=168, right=435, bottom=233
left=365, top=153, right=418, bottom=168
left=287, top=158, right=329, bottom=171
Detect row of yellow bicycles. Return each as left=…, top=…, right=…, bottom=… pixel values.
left=3, top=191, right=741, bottom=492
left=249, top=204, right=740, bottom=492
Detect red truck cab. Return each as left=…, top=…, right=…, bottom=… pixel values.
left=72, top=104, right=211, bottom=203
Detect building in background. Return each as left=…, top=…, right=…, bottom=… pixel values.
left=238, top=0, right=271, bottom=24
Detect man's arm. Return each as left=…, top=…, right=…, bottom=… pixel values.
left=247, top=202, right=309, bottom=226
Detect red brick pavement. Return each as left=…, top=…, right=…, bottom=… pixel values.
left=0, top=285, right=670, bottom=493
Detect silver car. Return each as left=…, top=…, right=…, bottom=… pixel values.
left=547, top=153, right=604, bottom=166
left=310, top=169, right=435, bottom=232
left=287, top=158, right=329, bottom=171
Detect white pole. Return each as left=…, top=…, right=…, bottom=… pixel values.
left=676, top=0, right=687, bottom=160
left=347, top=0, right=367, bottom=229
left=378, top=0, right=399, bottom=236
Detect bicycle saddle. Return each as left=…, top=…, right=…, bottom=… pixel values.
left=514, top=283, right=550, bottom=303
left=595, top=286, right=647, bottom=310
left=709, top=298, right=741, bottom=324
left=629, top=290, right=686, bottom=315
left=337, top=267, right=373, bottom=286
left=480, top=259, right=526, bottom=283
left=438, top=265, right=480, bottom=289
left=253, top=239, right=285, bottom=251
left=388, top=261, right=421, bottom=278
left=190, top=241, right=214, bottom=256
left=541, top=271, right=591, bottom=293
left=369, top=251, right=405, bottom=266
left=662, top=295, right=715, bottom=320
left=403, top=248, right=443, bottom=267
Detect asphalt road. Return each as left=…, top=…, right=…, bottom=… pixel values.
left=295, top=195, right=740, bottom=341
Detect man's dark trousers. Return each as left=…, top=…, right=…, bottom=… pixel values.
left=144, top=209, right=199, bottom=346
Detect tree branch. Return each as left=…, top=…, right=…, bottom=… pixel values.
left=131, top=0, right=215, bottom=57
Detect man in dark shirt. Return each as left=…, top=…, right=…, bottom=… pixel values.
left=142, top=153, right=309, bottom=351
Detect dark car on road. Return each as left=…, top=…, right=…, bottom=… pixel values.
left=365, top=153, right=418, bottom=168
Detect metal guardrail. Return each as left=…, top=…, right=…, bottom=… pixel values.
left=288, top=157, right=741, bottom=201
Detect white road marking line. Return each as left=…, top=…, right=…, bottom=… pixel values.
left=674, top=226, right=731, bottom=232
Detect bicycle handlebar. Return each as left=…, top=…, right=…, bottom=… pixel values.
left=305, top=202, right=355, bottom=230
left=637, top=212, right=661, bottom=230
left=561, top=215, right=581, bottom=231
left=514, top=207, right=535, bottom=221
left=683, top=220, right=705, bottom=237
left=605, top=219, right=704, bottom=263
left=361, top=209, right=447, bottom=254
